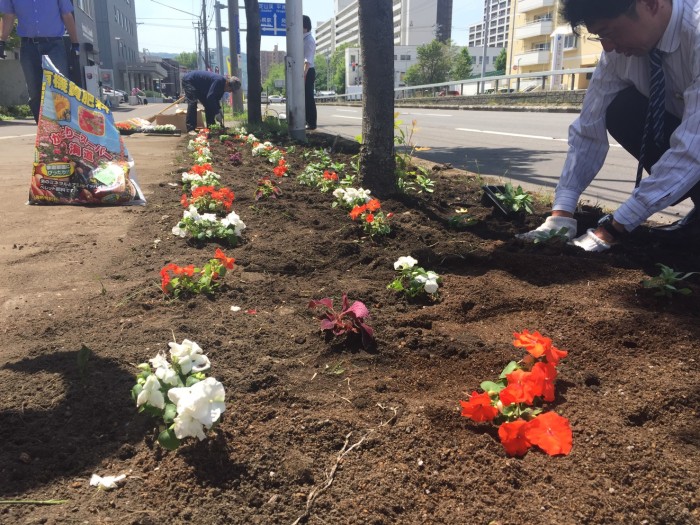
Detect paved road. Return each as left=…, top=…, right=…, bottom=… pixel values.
left=305, top=104, right=692, bottom=224
left=2, top=102, right=691, bottom=223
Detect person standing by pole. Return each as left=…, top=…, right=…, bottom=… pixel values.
left=0, top=0, right=80, bottom=123
left=303, top=15, right=317, bottom=130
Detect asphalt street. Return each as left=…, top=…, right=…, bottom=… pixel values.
left=1, top=101, right=691, bottom=223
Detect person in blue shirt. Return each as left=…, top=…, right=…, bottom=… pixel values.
left=181, top=70, right=241, bottom=132
left=0, top=0, right=80, bottom=123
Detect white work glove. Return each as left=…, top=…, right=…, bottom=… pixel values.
left=570, top=229, right=611, bottom=252
left=515, top=215, right=578, bottom=242
left=215, top=111, right=223, bottom=125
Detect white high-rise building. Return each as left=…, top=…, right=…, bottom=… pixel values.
left=468, top=0, right=511, bottom=48
left=316, top=0, right=454, bottom=56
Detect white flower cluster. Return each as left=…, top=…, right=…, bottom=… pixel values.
left=142, top=124, right=177, bottom=133
left=181, top=170, right=221, bottom=189
left=391, top=256, right=441, bottom=296
left=268, top=149, right=284, bottom=163
left=172, top=205, right=246, bottom=239
left=245, top=133, right=259, bottom=145
left=134, top=339, right=226, bottom=442
left=251, top=141, right=273, bottom=156
left=332, top=187, right=372, bottom=209
left=187, top=136, right=209, bottom=151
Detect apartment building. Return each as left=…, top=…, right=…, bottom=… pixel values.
left=508, top=0, right=601, bottom=89
left=468, top=0, right=511, bottom=48
left=260, top=45, right=285, bottom=83
left=316, top=0, right=453, bottom=56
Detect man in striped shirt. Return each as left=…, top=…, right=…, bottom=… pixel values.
left=518, top=0, right=700, bottom=251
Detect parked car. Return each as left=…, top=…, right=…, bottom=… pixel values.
left=268, top=94, right=285, bottom=103
left=314, top=90, right=336, bottom=102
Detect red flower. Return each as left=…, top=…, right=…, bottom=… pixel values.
left=531, top=361, right=557, bottom=402
left=214, top=248, right=235, bottom=270
left=365, top=213, right=374, bottom=223
left=349, top=204, right=366, bottom=221
left=543, top=343, right=568, bottom=366
left=366, top=198, right=381, bottom=211
left=460, top=391, right=498, bottom=422
left=180, top=193, right=189, bottom=207
left=523, top=412, right=572, bottom=456
left=160, top=263, right=179, bottom=293
left=498, top=419, right=531, bottom=457
left=190, top=163, right=212, bottom=175
left=273, top=161, right=288, bottom=177
left=513, top=329, right=552, bottom=359
left=323, top=170, right=338, bottom=181
left=499, top=369, right=540, bottom=406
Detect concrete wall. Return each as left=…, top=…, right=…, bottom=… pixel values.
left=0, top=61, right=28, bottom=106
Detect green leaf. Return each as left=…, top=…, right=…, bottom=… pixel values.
left=499, top=361, right=520, bottom=379
left=163, top=403, right=177, bottom=424
left=157, top=428, right=181, bottom=450
left=131, top=384, right=143, bottom=403
left=480, top=380, right=504, bottom=394
left=77, top=345, right=91, bottom=379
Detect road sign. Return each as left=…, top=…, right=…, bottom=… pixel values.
left=260, top=2, right=286, bottom=36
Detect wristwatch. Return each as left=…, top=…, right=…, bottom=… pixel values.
left=598, top=214, right=625, bottom=241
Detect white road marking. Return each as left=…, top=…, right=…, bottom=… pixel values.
left=399, top=112, right=453, bottom=117
left=335, top=109, right=358, bottom=113
left=333, top=115, right=363, bottom=120
left=455, top=127, right=623, bottom=148
left=0, top=133, right=36, bottom=140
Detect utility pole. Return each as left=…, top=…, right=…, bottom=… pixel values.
left=215, top=2, right=227, bottom=75
left=479, top=2, right=490, bottom=94
left=228, top=0, right=244, bottom=113
left=285, top=0, right=305, bottom=141
left=202, top=0, right=210, bottom=69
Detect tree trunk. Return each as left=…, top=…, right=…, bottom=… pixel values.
left=244, top=0, right=262, bottom=124
left=357, top=0, right=396, bottom=198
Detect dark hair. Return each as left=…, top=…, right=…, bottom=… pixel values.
left=561, top=0, right=637, bottom=33
left=303, top=15, right=312, bottom=32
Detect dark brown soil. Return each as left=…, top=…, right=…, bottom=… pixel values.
left=1, top=128, right=698, bottom=525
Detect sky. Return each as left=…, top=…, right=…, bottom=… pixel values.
left=134, top=0, right=483, bottom=56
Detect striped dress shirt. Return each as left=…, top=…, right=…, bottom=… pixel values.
left=554, top=0, right=700, bottom=230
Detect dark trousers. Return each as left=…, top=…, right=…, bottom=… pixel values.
left=606, top=86, right=700, bottom=206
left=305, top=67, right=317, bottom=128
left=19, top=37, right=69, bottom=123
left=182, top=78, right=200, bottom=132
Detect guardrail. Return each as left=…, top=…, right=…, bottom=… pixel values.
left=326, top=67, right=597, bottom=102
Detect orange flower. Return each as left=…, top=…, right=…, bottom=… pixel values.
left=523, top=412, right=572, bottom=456
left=191, top=163, right=213, bottom=175
left=498, top=419, right=531, bottom=457
left=180, top=193, right=189, bottom=207
left=499, top=368, right=540, bottom=406
left=366, top=198, right=381, bottom=211
left=531, top=361, right=557, bottom=402
left=543, top=343, right=568, bottom=366
left=513, top=329, right=552, bottom=359
left=365, top=213, right=374, bottom=223
left=323, top=170, right=338, bottom=181
left=460, top=391, right=498, bottom=422
left=273, top=160, right=288, bottom=177
left=349, top=204, right=366, bottom=221
left=160, top=263, right=179, bottom=293
left=214, top=248, right=235, bottom=270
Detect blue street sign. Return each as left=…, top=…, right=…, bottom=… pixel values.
left=259, top=2, right=286, bottom=36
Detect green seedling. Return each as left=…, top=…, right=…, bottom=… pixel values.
left=533, top=227, right=570, bottom=245
left=642, top=263, right=697, bottom=298
left=495, top=182, right=534, bottom=214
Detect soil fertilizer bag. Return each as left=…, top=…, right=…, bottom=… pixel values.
left=29, top=56, right=146, bottom=206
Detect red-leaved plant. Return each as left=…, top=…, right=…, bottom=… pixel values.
left=308, top=294, right=375, bottom=349
left=460, top=330, right=572, bottom=457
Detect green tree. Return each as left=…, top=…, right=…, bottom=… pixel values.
left=402, top=40, right=453, bottom=86
left=450, top=47, right=473, bottom=80
left=494, top=48, right=507, bottom=73
left=314, top=53, right=330, bottom=92
left=329, top=43, right=353, bottom=94
left=263, top=62, right=285, bottom=95
left=173, top=51, right=198, bottom=70
left=0, top=13, right=19, bottom=51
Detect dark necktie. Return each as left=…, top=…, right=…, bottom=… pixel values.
left=636, top=48, right=665, bottom=187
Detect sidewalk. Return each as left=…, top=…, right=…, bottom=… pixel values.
left=0, top=118, right=183, bottom=326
